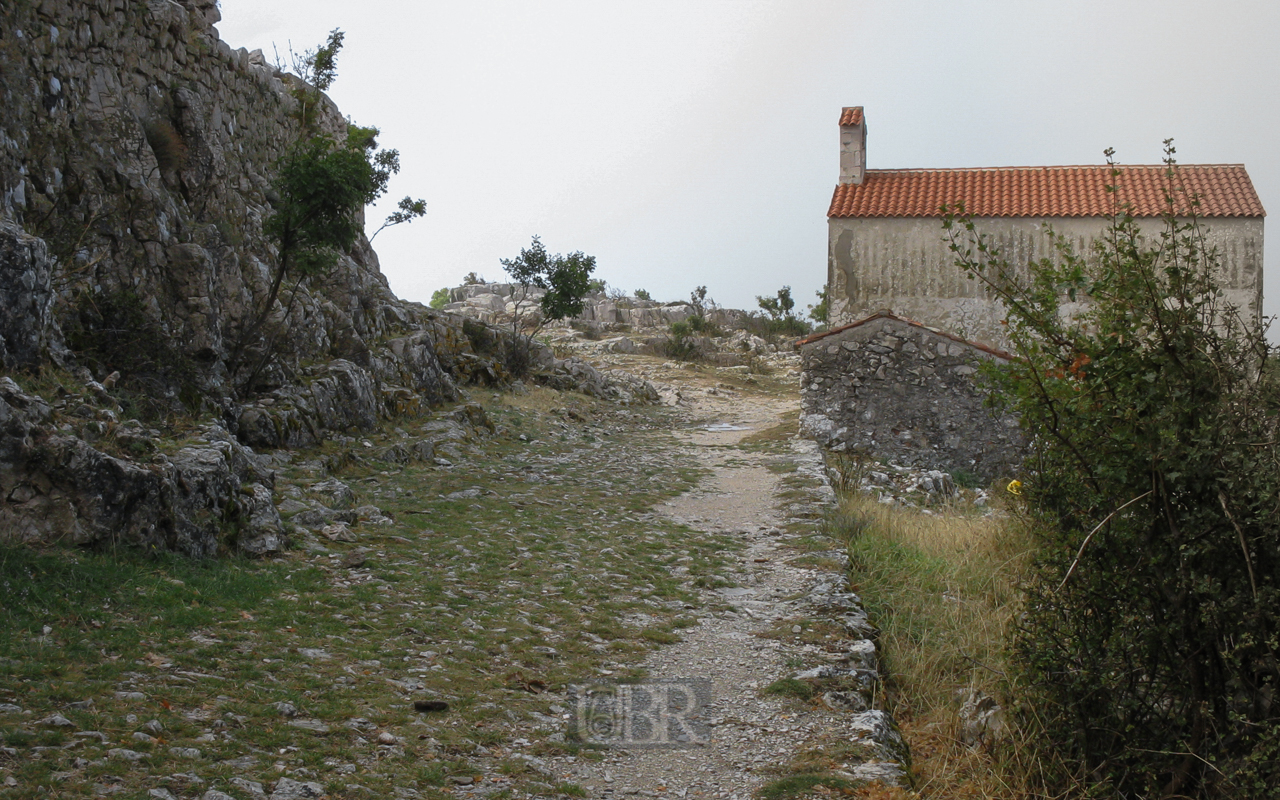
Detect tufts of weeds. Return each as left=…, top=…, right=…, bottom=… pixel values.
left=639, top=627, right=681, bottom=645
left=737, top=409, right=800, bottom=450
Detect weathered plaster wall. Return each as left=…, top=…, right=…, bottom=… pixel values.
left=799, top=314, right=1024, bottom=481
left=828, top=215, right=1264, bottom=349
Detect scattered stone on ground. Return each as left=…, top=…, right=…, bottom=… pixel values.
left=0, top=353, right=917, bottom=798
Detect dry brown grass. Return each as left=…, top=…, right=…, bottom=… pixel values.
left=833, top=495, right=1045, bottom=799
left=497, top=384, right=594, bottom=415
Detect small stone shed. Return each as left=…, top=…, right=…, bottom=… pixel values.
left=797, top=312, right=1024, bottom=481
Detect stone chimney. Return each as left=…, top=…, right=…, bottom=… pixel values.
left=839, top=106, right=867, bottom=185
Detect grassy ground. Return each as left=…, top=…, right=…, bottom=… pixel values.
left=828, top=493, right=1040, bottom=799
left=0, top=387, right=741, bottom=799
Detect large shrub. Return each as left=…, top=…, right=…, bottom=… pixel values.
left=946, top=144, right=1280, bottom=798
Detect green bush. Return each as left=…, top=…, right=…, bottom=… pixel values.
left=429, top=287, right=450, bottom=309
left=946, top=143, right=1280, bottom=798
left=685, top=313, right=719, bottom=336
left=662, top=320, right=702, bottom=361
left=756, top=286, right=812, bottom=338
left=808, top=287, right=830, bottom=326
left=684, top=285, right=723, bottom=336
left=766, top=316, right=811, bottom=338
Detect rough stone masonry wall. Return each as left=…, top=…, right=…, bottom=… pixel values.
left=800, top=315, right=1024, bottom=482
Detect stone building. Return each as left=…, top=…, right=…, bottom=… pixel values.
left=827, top=107, right=1266, bottom=349
left=798, top=312, right=1023, bottom=481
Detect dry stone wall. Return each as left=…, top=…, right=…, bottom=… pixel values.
left=0, top=0, right=399, bottom=382
left=799, top=313, right=1024, bottom=481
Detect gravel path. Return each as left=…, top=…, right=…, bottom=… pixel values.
left=543, top=376, right=909, bottom=799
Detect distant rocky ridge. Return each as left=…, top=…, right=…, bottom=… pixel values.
left=444, top=282, right=754, bottom=332
left=443, top=282, right=804, bottom=370
left=0, top=0, right=652, bottom=554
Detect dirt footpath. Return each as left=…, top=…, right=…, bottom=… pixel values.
left=547, top=365, right=909, bottom=799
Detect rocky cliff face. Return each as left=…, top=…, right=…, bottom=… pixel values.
left=0, top=0, right=652, bottom=554
left=0, top=0, right=402, bottom=384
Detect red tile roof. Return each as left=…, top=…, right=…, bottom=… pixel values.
left=828, top=164, right=1265, bottom=219
left=840, top=106, right=863, bottom=127
left=796, top=311, right=1016, bottom=360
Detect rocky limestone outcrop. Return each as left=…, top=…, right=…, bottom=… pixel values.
left=0, top=0, right=656, bottom=553
left=443, top=282, right=754, bottom=333
left=0, top=377, right=282, bottom=555
left=0, top=221, right=63, bottom=371
left=440, top=283, right=808, bottom=372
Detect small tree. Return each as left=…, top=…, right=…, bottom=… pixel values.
left=687, top=285, right=719, bottom=334
left=756, top=285, right=795, bottom=321
left=945, top=143, right=1280, bottom=798
left=756, top=285, right=810, bottom=337
left=232, top=30, right=426, bottom=394
left=369, top=196, right=427, bottom=241
left=500, top=235, right=596, bottom=374
left=808, top=287, right=830, bottom=325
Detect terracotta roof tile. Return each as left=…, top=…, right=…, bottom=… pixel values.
left=828, top=164, right=1265, bottom=219
left=839, top=106, right=863, bottom=127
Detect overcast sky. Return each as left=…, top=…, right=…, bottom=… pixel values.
left=216, top=0, right=1280, bottom=325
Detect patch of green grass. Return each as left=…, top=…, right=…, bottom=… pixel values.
left=763, top=678, right=815, bottom=701
left=639, top=628, right=681, bottom=644
left=758, top=772, right=860, bottom=799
